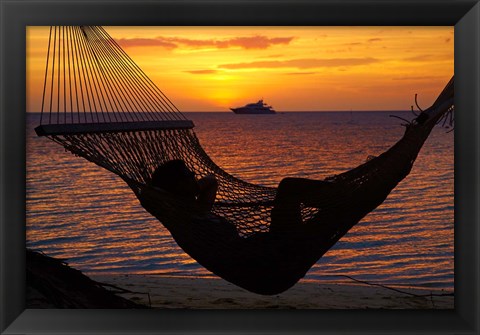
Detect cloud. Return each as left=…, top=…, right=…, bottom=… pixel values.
left=117, top=35, right=294, bottom=50
left=403, top=54, right=452, bottom=62
left=216, top=36, right=294, bottom=49
left=403, top=54, right=435, bottom=62
left=263, top=54, right=284, bottom=58
left=343, top=38, right=381, bottom=47
left=392, top=75, right=442, bottom=81
left=218, top=57, right=380, bottom=70
left=284, top=72, right=316, bottom=75
left=116, top=38, right=177, bottom=49
left=185, top=70, right=218, bottom=74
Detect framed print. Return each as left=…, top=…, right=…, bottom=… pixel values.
left=24, top=25, right=456, bottom=307
left=1, top=0, right=479, bottom=334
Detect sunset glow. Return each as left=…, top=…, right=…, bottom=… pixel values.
left=27, top=26, right=453, bottom=112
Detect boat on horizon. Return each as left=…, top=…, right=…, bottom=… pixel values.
left=230, top=100, right=276, bottom=114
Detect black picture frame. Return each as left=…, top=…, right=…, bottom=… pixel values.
left=1, top=0, right=479, bottom=334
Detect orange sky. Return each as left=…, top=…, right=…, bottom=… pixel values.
left=26, top=26, right=453, bottom=112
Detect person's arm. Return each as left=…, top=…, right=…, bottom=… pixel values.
left=196, top=175, right=218, bottom=212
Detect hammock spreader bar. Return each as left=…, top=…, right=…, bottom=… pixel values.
left=35, top=120, right=195, bottom=136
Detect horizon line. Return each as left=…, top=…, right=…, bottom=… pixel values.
left=26, top=109, right=413, bottom=114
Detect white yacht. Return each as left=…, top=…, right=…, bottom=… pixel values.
left=230, top=100, right=276, bottom=114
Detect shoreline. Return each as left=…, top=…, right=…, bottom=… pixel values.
left=26, top=249, right=453, bottom=309
left=91, top=274, right=454, bottom=309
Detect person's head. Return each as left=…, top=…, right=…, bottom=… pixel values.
left=150, top=160, right=199, bottom=201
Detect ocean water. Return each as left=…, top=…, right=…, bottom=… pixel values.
left=26, top=111, right=454, bottom=290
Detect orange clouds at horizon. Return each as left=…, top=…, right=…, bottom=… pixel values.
left=117, top=35, right=295, bottom=49
left=26, top=26, right=453, bottom=112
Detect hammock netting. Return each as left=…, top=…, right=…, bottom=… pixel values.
left=35, top=26, right=454, bottom=295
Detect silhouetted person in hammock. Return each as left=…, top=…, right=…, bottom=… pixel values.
left=150, top=160, right=240, bottom=240
left=150, top=159, right=218, bottom=212
left=149, top=159, right=329, bottom=293
left=149, top=159, right=332, bottom=238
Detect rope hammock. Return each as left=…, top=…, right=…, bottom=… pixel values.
left=35, top=26, right=454, bottom=295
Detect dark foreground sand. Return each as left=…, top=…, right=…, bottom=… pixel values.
left=91, top=274, right=454, bottom=309
left=26, top=250, right=453, bottom=309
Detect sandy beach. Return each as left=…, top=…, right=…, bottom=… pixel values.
left=90, top=274, right=454, bottom=309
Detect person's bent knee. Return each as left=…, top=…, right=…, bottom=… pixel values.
left=278, top=177, right=302, bottom=189
left=279, top=177, right=295, bottom=185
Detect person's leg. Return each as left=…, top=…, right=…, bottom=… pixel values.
left=270, top=177, right=332, bottom=234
